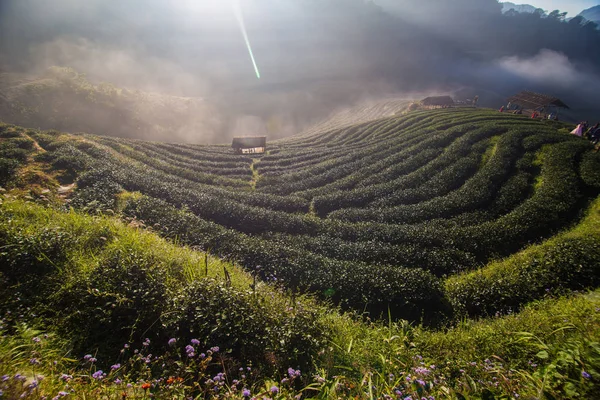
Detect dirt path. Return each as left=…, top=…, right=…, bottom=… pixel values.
left=249, top=158, right=261, bottom=190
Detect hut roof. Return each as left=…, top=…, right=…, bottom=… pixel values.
left=231, top=136, right=267, bottom=149
left=421, top=96, right=455, bottom=106
left=507, top=91, right=570, bottom=110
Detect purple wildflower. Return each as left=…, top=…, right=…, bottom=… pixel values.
left=30, top=358, right=40, bottom=365
left=582, top=371, right=591, bottom=379
left=52, top=391, right=69, bottom=400
left=111, top=364, right=121, bottom=370
left=1, top=375, right=8, bottom=382
left=114, top=378, right=122, bottom=384
left=168, top=338, right=177, bottom=347
left=60, top=374, right=72, bottom=382
left=32, top=337, right=41, bottom=343
left=83, top=354, right=96, bottom=363
left=211, top=346, right=219, bottom=353
left=213, top=373, right=224, bottom=382
left=242, top=388, right=251, bottom=397
left=92, top=370, right=105, bottom=380
left=191, top=339, right=200, bottom=345
left=288, top=368, right=301, bottom=378
left=185, top=345, right=195, bottom=357
left=270, top=386, right=279, bottom=394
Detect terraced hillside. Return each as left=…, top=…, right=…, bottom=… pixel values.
left=5, top=108, right=600, bottom=322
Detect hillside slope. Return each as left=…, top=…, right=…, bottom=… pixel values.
left=2, top=110, right=600, bottom=398
left=2, top=107, right=599, bottom=321
left=1, top=195, right=599, bottom=399
left=502, top=2, right=542, bottom=14
left=580, top=5, right=600, bottom=25
left=0, top=67, right=224, bottom=143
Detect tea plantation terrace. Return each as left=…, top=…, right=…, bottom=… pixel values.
left=4, top=107, right=600, bottom=322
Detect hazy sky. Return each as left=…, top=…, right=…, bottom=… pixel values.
left=522, top=0, right=599, bottom=16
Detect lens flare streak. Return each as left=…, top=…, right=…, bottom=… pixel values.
left=233, top=0, right=261, bottom=79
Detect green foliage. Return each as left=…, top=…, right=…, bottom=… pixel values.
left=0, top=199, right=327, bottom=373
left=122, top=196, right=447, bottom=321
left=0, top=158, right=20, bottom=186
left=6, top=108, right=597, bottom=323
left=581, top=151, right=600, bottom=189
left=447, top=197, right=600, bottom=317
left=0, top=131, right=36, bottom=186
left=168, top=279, right=325, bottom=373
left=54, top=249, right=173, bottom=361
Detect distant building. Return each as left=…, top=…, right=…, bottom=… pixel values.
left=232, top=136, right=266, bottom=154
left=506, top=91, right=570, bottom=118
left=421, top=96, right=455, bottom=108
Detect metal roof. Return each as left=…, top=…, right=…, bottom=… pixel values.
left=421, top=96, right=455, bottom=106
left=231, top=136, right=267, bottom=149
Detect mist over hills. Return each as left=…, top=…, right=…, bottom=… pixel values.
left=1, top=0, right=599, bottom=143
left=501, top=2, right=543, bottom=14
left=580, top=5, right=600, bottom=25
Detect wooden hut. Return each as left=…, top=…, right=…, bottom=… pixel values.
left=421, top=96, right=455, bottom=108
left=232, top=136, right=266, bottom=154
left=506, top=91, right=570, bottom=118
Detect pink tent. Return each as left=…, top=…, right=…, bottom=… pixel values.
left=571, top=124, right=583, bottom=137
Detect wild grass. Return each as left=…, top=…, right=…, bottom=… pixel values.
left=0, top=199, right=328, bottom=379
left=1, top=286, right=599, bottom=398
left=317, top=291, right=600, bottom=399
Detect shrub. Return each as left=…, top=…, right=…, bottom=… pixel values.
left=0, top=199, right=328, bottom=373
left=53, top=250, right=173, bottom=360
left=447, top=236, right=600, bottom=317
left=167, top=279, right=326, bottom=373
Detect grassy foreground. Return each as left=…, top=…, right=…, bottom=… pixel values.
left=0, top=198, right=599, bottom=399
